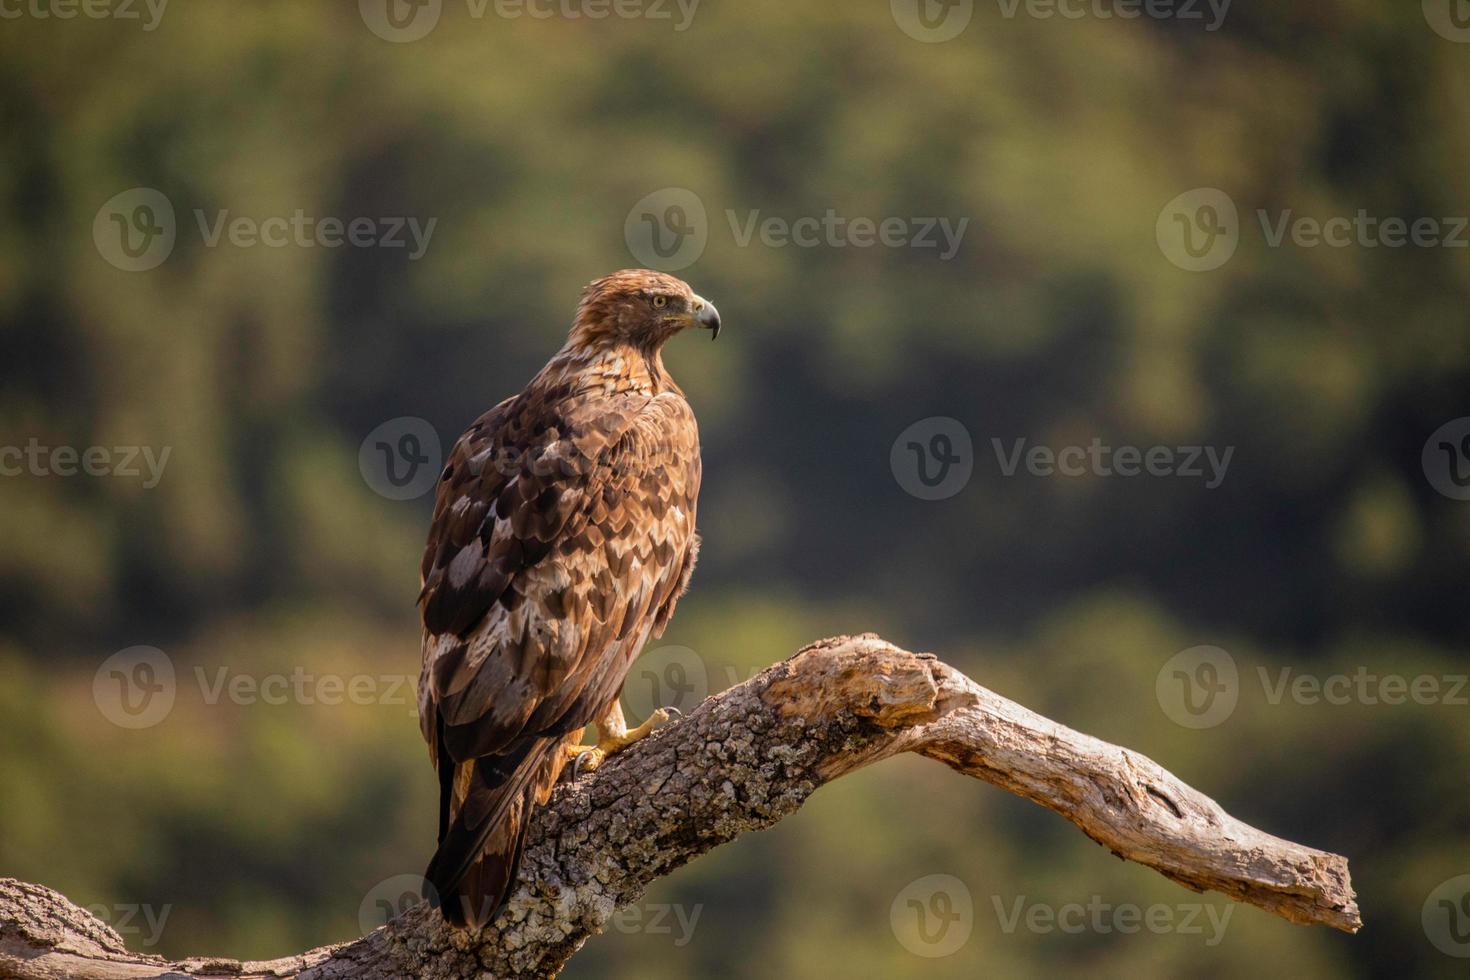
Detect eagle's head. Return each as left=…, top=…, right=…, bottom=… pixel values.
left=569, top=269, right=721, bottom=352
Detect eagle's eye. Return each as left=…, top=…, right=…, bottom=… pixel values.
left=652, top=295, right=669, bottom=309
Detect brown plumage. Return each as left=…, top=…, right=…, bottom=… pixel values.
left=416, top=269, right=719, bottom=928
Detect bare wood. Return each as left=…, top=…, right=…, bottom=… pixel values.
left=0, top=634, right=1359, bottom=980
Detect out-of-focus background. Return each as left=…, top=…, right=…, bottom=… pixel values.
left=3, top=2, right=1469, bottom=977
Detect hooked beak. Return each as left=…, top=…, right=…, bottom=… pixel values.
left=692, top=295, right=721, bottom=341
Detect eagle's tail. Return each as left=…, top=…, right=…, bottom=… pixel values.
left=424, top=736, right=560, bottom=929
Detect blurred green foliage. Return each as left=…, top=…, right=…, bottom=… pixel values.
left=2, top=2, right=1469, bottom=977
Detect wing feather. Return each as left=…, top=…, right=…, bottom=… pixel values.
left=417, top=375, right=700, bottom=767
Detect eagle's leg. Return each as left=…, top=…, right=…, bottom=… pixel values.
left=566, top=701, right=679, bottom=776
left=563, top=728, right=590, bottom=762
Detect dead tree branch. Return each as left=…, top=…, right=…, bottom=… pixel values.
left=0, top=634, right=1359, bottom=979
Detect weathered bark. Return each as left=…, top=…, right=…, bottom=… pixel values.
left=0, top=634, right=1360, bottom=980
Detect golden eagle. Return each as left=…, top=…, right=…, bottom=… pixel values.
left=416, top=269, right=719, bottom=927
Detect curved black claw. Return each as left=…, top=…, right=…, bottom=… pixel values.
left=571, top=748, right=599, bottom=782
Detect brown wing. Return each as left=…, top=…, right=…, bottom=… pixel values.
left=416, top=379, right=701, bottom=769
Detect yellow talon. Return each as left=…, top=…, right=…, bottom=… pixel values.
left=566, top=706, right=681, bottom=780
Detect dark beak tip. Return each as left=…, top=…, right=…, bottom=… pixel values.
left=697, top=302, right=722, bottom=340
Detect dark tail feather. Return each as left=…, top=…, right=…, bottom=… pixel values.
left=435, top=715, right=454, bottom=845
left=436, top=790, right=534, bottom=929
left=424, top=738, right=555, bottom=928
